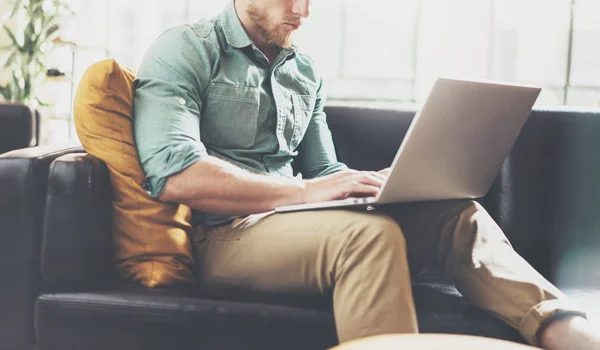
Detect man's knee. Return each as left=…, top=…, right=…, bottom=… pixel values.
left=415, top=199, right=492, bottom=228
left=454, top=200, right=498, bottom=228
left=430, top=199, right=485, bottom=217
left=347, top=213, right=407, bottom=256
left=461, top=199, right=487, bottom=214
left=336, top=213, right=412, bottom=288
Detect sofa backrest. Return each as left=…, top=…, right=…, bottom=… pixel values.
left=325, top=105, right=415, bottom=172
left=486, top=107, right=600, bottom=285
left=325, top=104, right=600, bottom=285
left=33, top=105, right=600, bottom=290
left=28, top=105, right=600, bottom=291
left=0, top=103, right=36, bottom=154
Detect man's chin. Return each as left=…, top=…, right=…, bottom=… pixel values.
left=279, top=37, right=294, bottom=49
left=270, top=33, right=294, bottom=48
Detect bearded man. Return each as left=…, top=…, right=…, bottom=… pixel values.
left=132, top=1, right=600, bottom=349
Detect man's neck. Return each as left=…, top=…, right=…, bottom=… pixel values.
left=234, top=1, right=278, bottom=62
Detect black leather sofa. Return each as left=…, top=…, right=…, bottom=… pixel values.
left=2, top=104, right=600, bottom=350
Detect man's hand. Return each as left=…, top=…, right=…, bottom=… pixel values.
left=301, top=169, right=388, bottom=204
left=378, top=167, right=391, bottom=177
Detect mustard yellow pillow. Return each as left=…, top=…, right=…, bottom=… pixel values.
left=74, top=59, right=195, bottom=287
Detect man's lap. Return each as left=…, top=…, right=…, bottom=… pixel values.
left=193, top=199, right=484, bottom=288
left=194, top=208, right=402, bottom=292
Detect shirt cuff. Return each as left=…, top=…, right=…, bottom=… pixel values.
left=142, top=143, right=207, bottom=198
left=314, top=162, right=349, bottom=178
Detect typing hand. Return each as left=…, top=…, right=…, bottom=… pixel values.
left=302, top=169, right=387, bottom=203
left=378, top=168, right=391, bottom=178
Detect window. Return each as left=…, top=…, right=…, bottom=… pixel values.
left=62, top=0, right=598, bottom=107
left=6, top=0, right=597, bottom=144
left=491, top=0, right=572, bottom=105
left=569, top=0, right=600, bottom=106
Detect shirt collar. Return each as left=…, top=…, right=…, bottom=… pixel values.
left=220, top=0, right=298, bottom=56
left=220, top=0, right=253, bottom=49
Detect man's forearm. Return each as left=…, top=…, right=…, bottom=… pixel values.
left=159, top=155, right=306, bottom=215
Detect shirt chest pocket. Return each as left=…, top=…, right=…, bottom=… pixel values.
left=290, top=94, right=316, bottom=150
left=201, top=83, right=260, bottom=149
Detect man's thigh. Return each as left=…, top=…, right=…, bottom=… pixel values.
left=194, top=209, right=403, bottom=295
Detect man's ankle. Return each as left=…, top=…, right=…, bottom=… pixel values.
left=539, top=316, right=600, bottom=350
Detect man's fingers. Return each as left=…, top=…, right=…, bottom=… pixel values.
left=345, top=170, right=388, bottom=182
left=323, top=171, right=385, bottom=200
left=358, top=173, right=386, bottom=188
left=349, top=182, right=380, bottom=197
left=369, top=171, right=388, bottom=181
left=378, top=168, right=391, bottom=177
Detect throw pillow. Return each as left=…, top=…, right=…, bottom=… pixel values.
left=73, top=59, right=195, bottom=287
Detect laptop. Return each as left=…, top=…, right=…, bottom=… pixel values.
left=275, top=77, right=541, bottom=213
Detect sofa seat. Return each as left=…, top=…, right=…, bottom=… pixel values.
left=35, top=275, right=522, bottom=350
left=36, top=289, right=336, bottom=350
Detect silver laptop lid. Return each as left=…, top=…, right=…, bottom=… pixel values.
left=376, top=78, right=541, bottom=204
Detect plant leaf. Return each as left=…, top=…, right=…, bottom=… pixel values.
left=39, top=23, right=59, bottom=43
left=2, top=0, right=73, bottom=103
left=34, top=16, right=59, bottom=47
left=11, top=74, right=22, bottom=101
left=0, top=46, right=17, bottom=63
left=0, top=86, right=13, bottom=101
left=25, top=21, right=36, bottom=38
left=3, top=50, right=19, bottom=67
left=35, top=97, right=52, bottom=107
left=29, top=0, right=45, bottom=13
left=9, top=0, right=23, bottom=19
left=2, top=24, right=22, bottom=48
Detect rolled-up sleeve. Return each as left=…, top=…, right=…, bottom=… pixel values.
left=133, top=26, right=217, bottom=197
left=296, top=77, right=348, bottom=179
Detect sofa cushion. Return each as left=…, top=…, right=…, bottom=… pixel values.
left=73, top=59, right=195, bottom=287
left=35, top=289, right=337, bottom=350
left=34, top=278, right=522, bottom=350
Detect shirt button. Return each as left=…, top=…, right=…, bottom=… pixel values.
left=178, top=98, right=186, bottom=105
left=142, top=182, right=153, bottom=196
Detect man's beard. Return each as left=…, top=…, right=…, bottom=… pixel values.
left=246, top=1, right=294, bottom=48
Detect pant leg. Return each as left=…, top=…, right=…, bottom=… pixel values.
left=383, top=199, right=587, bottom=346
left=194, top=209, right=417, bottom=343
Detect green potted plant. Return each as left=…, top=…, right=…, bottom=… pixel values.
left=0, top=0, right=72, bottom=106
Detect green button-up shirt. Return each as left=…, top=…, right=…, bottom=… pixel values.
left=133, top=1, right=347, bottom=226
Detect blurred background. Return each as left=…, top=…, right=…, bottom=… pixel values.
left=1, top=0, right=599, bottom=145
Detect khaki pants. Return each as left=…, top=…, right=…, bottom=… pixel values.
left=194, top=200, right=585, bottom=346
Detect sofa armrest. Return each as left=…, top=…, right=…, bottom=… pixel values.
left=0, top=144, right=83, bottom=350
left=41, top=153, right=114, bottom=287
